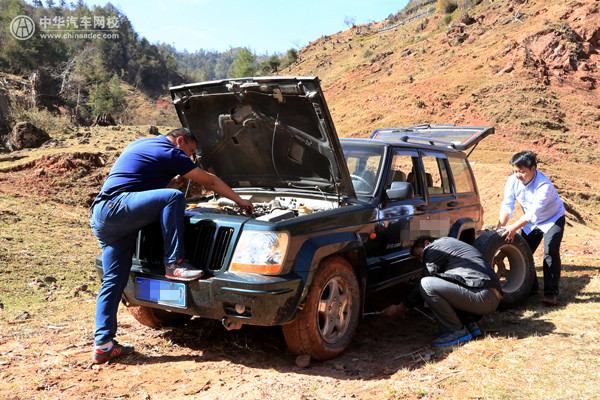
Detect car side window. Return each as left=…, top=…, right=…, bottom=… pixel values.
left=386, top=150, right=423, bottom=198
left=421, top=154, right=452, bottom=196
left=448, top=155, right=476, bottom=194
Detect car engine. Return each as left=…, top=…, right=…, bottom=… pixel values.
left=187, top=196, right=338, bottom=222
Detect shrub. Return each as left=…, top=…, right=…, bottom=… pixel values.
left=437, top=0, right=458, bottom=13
left=279, top=49, right=298, bottom=70
left=8, top=103, right=71, bottom=134
left=85, top=74, right=126, bottom=119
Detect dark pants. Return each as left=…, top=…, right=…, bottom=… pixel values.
left=419, top=276, right=500, bottom=333
left=520, top=216, right=565, bottom=297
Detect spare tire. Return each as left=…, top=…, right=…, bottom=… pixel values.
left=474, top=230, right=535, bottom=308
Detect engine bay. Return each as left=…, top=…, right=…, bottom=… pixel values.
left=186, top=194, right=340, bottom=222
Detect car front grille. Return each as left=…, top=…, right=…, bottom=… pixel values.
left=135, top=220, right=235, bottom=272
left=185, top=223, right=234, bottom=271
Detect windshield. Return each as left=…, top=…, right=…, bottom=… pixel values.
left=341, top=143, right=385, bottom=196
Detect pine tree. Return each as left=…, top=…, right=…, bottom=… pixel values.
left=259, top=55, right=280, bottom=75
left=228, top=48, right=257, bottom=78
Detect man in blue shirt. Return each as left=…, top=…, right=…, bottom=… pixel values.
left=90, top=128, right=253, bottom=363
left=497, top=151, right=565, bottom=306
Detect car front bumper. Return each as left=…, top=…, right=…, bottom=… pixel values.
left=94, top=260, right=304, bottom=327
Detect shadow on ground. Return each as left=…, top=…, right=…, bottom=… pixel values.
left=120, top=271, right=597, bottom=380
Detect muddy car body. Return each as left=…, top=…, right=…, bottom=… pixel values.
left=94, top=76, right=534, bottom=360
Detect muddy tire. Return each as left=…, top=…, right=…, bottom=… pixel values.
left=474, top=230, right=535, bottom=308
left=282, top=256, right=360, bottom=361
left=128, top=305, right=192, bottom=328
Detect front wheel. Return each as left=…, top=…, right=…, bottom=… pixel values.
left=282, top=256, right=360, bottom=361
left=474, top=230, right=536, bottom=308
left=128, top=305, right=192, bottom=328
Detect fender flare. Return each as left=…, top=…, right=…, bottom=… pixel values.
left=448, top=217, right=478, bottom=244
left=284, top=231, right=367, bottom=322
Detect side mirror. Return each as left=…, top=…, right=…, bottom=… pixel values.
left=386, top=181, right=414, bottom=201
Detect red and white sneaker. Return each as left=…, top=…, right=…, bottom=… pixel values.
left=92, top=340, right=134, bottom=364
left=165, top=260, right=204, bottom=281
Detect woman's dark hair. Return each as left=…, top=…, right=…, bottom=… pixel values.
left=410, top=236, right=437, bottom=256
left=510, top=151, right=537, bottom=169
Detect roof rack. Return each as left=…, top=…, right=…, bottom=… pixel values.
left=397, top=135, right=457, bottom=148
left=368, top=125, right=494, bottom=151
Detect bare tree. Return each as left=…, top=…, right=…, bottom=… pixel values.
left=344, top=16, right=357, bottom=28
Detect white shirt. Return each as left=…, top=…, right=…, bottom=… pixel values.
left=501, top=170, right=565, bottom=234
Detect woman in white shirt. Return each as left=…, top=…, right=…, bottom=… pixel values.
left=497, top=151, right=565, bottom=306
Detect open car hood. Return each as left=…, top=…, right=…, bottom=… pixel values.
left=170, top=76, right=355, bottom=198
left=369, top=124, right=494, bottom=151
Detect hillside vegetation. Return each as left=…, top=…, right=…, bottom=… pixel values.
left=281, top=0, right=600, bottom=229
left=0, top=0, right=296, bottom=130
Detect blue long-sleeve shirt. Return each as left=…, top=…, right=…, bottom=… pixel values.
left=500, top=170, right=565, bottom=234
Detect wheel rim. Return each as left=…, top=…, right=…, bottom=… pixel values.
left=316, top=276, right=352, bottom=344
left=493, top=244, right=527, bottom=294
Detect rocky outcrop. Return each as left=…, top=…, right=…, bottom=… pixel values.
left=5, top=122, right=50, bottom=151
left=458, top=12, right=476, bottom=25
left=523, top=22, right=598, bottom=89
left=92, top=112, right=116, bottom=126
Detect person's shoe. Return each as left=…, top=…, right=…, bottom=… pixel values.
left=530, top=279, right=539, bottom=295
left=542, top=295, right=558, bottom=306
left=432, top=327, right=472, bottom=347
left=92, top=340, right=134, bottom=364
left=165, top=260, right=204, bottom=281
left=467, top=322, right=482, bottom=338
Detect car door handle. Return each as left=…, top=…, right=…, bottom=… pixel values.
left=447, top=201, right=459, bottom=207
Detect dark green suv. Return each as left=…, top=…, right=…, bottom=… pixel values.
left=94, top=76, right=534, bottom=360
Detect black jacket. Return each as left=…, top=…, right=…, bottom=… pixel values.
left=422, top=237, right=502, bottom=291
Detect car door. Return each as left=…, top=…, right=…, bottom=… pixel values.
left=417, top=150, right=456, bottom=237
left=366, top=148, right=428, bottom=290
left=446, top=152, right=483, bottom=232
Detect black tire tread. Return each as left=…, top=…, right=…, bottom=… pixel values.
left=474, top=230, right=535, bottom=308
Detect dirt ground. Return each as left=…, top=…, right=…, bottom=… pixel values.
left=1, top=130, right=600, bottom=400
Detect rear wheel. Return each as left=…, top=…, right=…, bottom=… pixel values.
left=128, top=305, right=192, bottom=328
left=474, top=230, right=535, bottom=308
left=282, top=256, right=360, bottom=361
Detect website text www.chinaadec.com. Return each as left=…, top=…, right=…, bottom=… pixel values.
left=39, top=31, right=120, bottom=40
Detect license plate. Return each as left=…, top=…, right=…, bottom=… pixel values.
left=135, top=277, right=186, bottom=308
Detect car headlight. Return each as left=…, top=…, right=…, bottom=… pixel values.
left=229, top=231, right=289, bottom=274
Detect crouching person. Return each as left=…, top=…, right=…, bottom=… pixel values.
left=410, top=236, right=503, bottom=347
